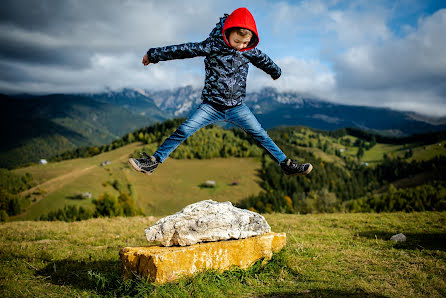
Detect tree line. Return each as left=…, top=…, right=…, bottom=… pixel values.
left=0, top=169, right=34, bottom=221
left=50, top=119, right=262, bottom=162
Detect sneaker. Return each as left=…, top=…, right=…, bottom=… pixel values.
left=280, top=158, right=313, bottom=176
left=129, top=152, right=158, bottom=175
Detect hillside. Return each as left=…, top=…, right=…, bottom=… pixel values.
left=235, top=126, right=446, bottom=214
left=1, top=212, right=444, bottom=296
left=11, top=142, right=262, bottom=220
left=267, top=126, right=446, bottom=166
left=0, top=93, right=165, bottom=168
left=4, top=123, right=445, bottom=221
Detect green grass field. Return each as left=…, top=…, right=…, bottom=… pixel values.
left=1, top=212, right=445, bottom=297
left=12, top=143, right=262, bottom=220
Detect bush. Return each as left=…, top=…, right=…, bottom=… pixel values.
left=0, top=210, right=8, bottom=222
left=39, top=205, right=94, bottom=222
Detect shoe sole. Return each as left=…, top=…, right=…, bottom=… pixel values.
left=287, top=163, right=313, bottom=177
left=128, top=158, right=153, bottom=176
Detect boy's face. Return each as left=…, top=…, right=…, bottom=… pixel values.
left=228, top=31, right=252, bottom=51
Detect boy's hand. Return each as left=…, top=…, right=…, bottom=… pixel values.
left=142, top=53, right=150, bottom=66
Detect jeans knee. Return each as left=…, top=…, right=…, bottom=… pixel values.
left=176, top=124, right=195, bottom=138
left=249, top=127, right=268, bottom=139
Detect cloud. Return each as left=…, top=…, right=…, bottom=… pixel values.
left=266, top=2, right=446, bottom=116
left=0, top=0, right=445, bottom=116
left=0, top=0, right=218, bottom=93
left=247, top=56, right=335, bottom=99
left=331, top=9, right=446, bottom=115
left=0, top=52, right=206, bottom=94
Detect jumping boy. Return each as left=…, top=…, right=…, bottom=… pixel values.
left=129, top=7, right=313, bottom=177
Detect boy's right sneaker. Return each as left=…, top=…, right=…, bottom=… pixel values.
left=280, top=158, right=313, bottom=176
left=129, top=152, right=158, bottom=175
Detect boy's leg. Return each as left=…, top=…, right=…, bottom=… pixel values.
left=226, top=103, right=287, bottom=164
left=153, top=103, right=224, bottom=163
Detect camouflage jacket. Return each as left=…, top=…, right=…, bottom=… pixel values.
left=146, top=14, right=281, bottom=108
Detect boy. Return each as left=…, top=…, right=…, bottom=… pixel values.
left=130, top=7, right=312, bottom=177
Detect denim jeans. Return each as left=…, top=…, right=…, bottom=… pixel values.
left=153, top=102, right=287, bottom=164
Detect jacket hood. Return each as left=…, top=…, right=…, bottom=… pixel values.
left=222, top=7, right=259, bottom=51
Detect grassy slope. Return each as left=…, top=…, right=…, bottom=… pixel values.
left=9, top=128, right=446, bottom=220
left=287, top=127, right=446, bottom=164
left=0, top=212, right=445, bottom=297
left=12, top=143, right=262, bottom=220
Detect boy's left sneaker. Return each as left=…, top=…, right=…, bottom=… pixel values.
left=280, top=158, right=313, bottom=176
left=129, top=152, right=158, bottom=175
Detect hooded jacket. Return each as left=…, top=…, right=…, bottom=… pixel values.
left=147, top=7, right=281, bottom=108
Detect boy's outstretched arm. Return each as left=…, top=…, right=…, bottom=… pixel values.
left=245, top=48, right=281, bottom=80
left=145, top=39, right=211, bottom=65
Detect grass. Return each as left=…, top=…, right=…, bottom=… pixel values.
left=289, top=127, right=446, bottom=166
left=362, top=143, right=404, bottom=163
left=1, top=212, right=445, bottom=297
left=12, top=143, right=262, bottom=220
left=409, top=142, right=446, bottom=162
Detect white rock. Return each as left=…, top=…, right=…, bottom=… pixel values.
left=145, top=200, right=271, bottom=246
left=390, top=233, right=407, bottom=242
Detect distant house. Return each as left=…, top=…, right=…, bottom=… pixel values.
left=40, top=159, right=48, bottom=165
left=204, top=180, right=216, bottom=188
left=81, top=192, right=92, bottom=199
left=100, top=160, right=111, bottom=166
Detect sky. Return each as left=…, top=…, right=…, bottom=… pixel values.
left=0, top=0, right=445, bottom=116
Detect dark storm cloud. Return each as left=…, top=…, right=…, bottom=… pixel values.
left=0, top=0, right=219, bottom=68
left=0, top=0, right=128, bottom=69
left=0, top=0, right=221, bottom=94
left=0, top=33, right=92, bottom=68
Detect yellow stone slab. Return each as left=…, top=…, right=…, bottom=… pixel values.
left=120, top=232, right=286, bottom=283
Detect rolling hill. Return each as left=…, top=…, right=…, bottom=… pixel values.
left=5, top=122, right=445, bottom=221
left=0, top=92, right=166, bottom=168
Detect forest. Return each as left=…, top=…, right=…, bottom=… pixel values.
left=236, top=127, right=446, bottom=214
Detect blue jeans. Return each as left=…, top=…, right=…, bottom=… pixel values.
left=153, top=102, right=287, bottom=164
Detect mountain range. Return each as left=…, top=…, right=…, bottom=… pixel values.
left=146, top=86, right=446, bottom=136
left=1, top=86, right=445, bottom=168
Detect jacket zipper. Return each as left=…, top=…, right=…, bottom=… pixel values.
left=230, top=52, right=238, bottom=105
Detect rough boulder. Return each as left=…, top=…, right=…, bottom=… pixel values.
left=144, top=200, right=271, bottom=246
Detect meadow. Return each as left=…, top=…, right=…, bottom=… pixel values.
left=0, top=212, right=445, bottom=297
left=9, top=125, right=446, bottom=220
left=12, top=142, right=262, bottom=220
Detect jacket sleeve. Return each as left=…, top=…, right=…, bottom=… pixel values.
left=245, top=48, right=281, bottom=80
left=147, top=39, right=211, bottom=64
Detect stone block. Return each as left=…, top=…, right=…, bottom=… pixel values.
left=120, top=232, right=286, bottom=284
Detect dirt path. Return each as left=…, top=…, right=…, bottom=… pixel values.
left=10, top=145, right=140, bottom=220
left=19, top=165, right=97, bottom=198
left=10, top=165, right=98, bottom=221
left=18, top=151, right=132, bottom=199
